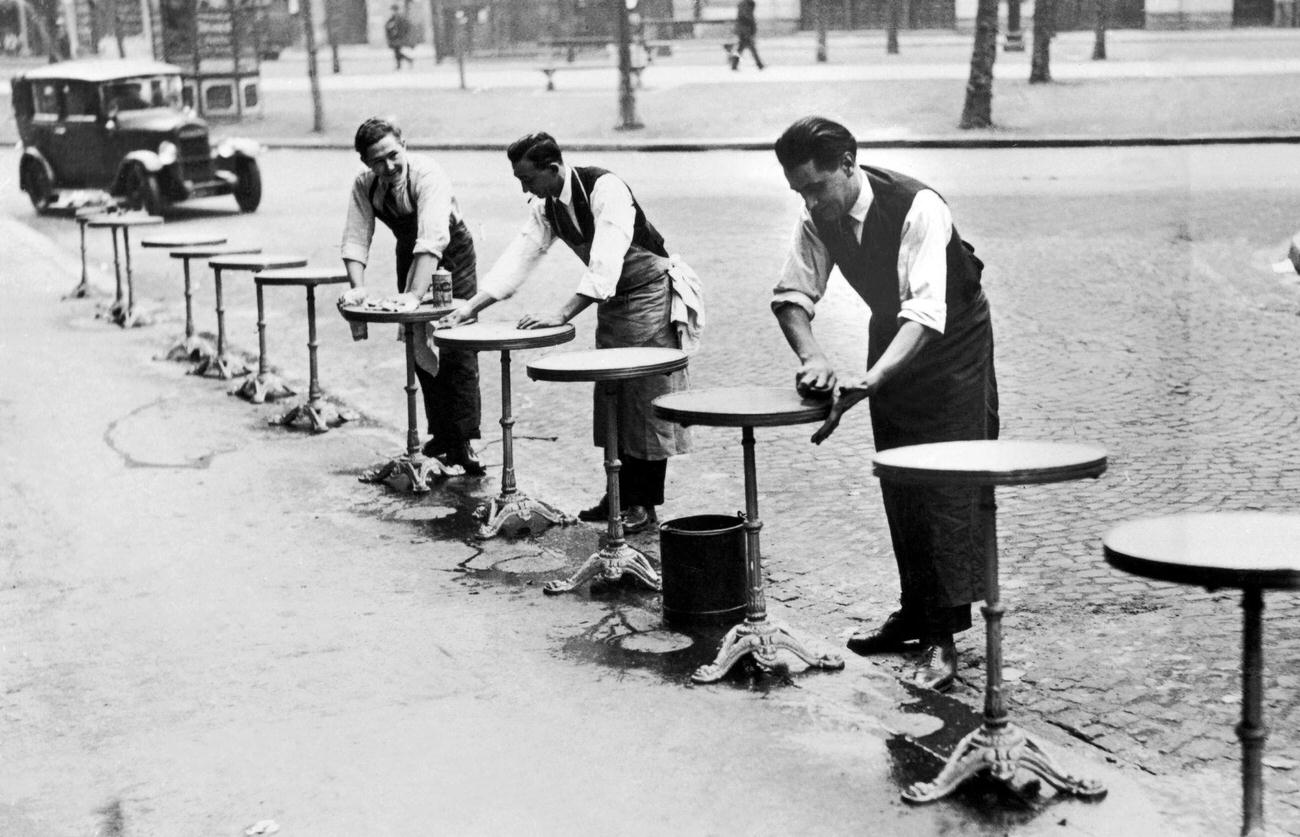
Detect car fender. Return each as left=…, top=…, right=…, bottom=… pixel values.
left=19, top=148, right=55, bottom=187
left=214, top=137, right=261, bottom=162
left=120, top=150, right=165, bottom=174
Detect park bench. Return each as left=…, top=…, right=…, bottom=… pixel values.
left=540, top=64, right=644, bottom=92
left=538, top=36, right=673, bottom=64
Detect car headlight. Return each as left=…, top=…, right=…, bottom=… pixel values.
left=158, top=141, right=178, bottom=165
left=215, top=139, right=234, bottom=158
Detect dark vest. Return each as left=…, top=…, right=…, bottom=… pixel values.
left=812, top=166, right=983, bottom=362
left=544, top=166, right=668, bottom=262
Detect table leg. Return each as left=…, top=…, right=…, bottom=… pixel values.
left=120, top=227, right=137, bottom=327
left=274, top=286, right=352, bottom=433
left=475, top=348, right=570, bottom=538
left=691, top=425, right=844, bottom=683
left=66, top=219, right=93, bottom=299
left=357, top=322, right=450, bottom=491
left=235, top=282, right=295, bottom=403
left=191, top=268, right=251, bottom=379
left=1239, top=586, right=1267, bottom=837
left=544, top=382, right=658, bottom=594
left=166, top=257, right=216, bottom=362
left=107, top=228, right=126, bottom=323
left=902, top=495, right=1106, bottom=803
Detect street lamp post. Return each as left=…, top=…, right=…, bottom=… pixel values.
left=1005, top=0, right=1025, bottom=51
left=614, top=0, right=642, bottom=131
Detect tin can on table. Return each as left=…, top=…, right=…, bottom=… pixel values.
left=431, top=269, right=454, bottom=307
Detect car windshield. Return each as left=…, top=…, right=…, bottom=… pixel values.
left=103, top=75, right=182, bottom=112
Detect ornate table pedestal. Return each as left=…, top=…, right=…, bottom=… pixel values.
left=141, top=234, right=230, bottom=361
left=528, top=347, right=689, bottom=594
left=198, top=253, right=307, bottom=384
left=1105, top=513, right=1300, bottom=837
left=654, top=386, right=846, bottom=683
left=66, top=206, right=115, bottom=300
left=338, top=301, right=459, bottom=492
left=255, top=267, right=356, bottom=432
left=86, top=212, right=162, bottom=327
left=434, top=322, right=576, bottom=537
left=871, top=440, right=1109, bottom=804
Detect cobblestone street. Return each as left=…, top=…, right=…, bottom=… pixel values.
left=5, top=140, right=1300, bottom=833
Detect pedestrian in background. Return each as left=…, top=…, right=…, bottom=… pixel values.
left=385, top=4, right=414, bottom=71
left=339, top=117, right=484, bottom=474
left=771, top=116, right=999, bottom=693
left=734, top=0, right=764, bottom=70
left=437, top=132, right=704, bottom=534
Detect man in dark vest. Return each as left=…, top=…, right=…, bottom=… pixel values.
left=339, top=117, right=483, bottom=474
left=771, top=116, right=999, bottom=692
left=437, top=132, right=703, bottom=533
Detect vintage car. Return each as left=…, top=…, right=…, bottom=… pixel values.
left=11, top=59, right=262, bottom=215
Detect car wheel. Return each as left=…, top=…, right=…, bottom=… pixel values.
left=24, top=161, right=54, bottom=214
left=234, top=158, right=262, bottom=213
left=124, top=164, right=165, bottom=216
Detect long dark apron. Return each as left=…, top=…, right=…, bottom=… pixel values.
left=374, top=184, right=481, bottom=447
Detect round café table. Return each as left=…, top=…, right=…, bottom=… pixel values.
left=166, top=244, right=261, bottom=363
left=1105, top=512, right=1300, bottom=837
left=66, top=205, right=116, bottom=300
left=338, top=300, right=459, bottom=492
left=140, top=233, right=229, bottom=361
left=653, top=386, right=846, bottom=683
left=434, top=322, right=576, bottom=538
left=527, top=347, right=689, bottom=594
left=197, top=253, right=307, bottom=385
left=86, top=212, right=163, bottom=327
left=871, top=439, right=1108, bottom=804
left=256, top=267, right=357, bottom=433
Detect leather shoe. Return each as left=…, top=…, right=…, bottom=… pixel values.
left=911, top=641, right=958, bottom=692
left=846, top=610, right=922, bottom=656
left=577, top=495, right=610, bottom=523
left=621, top=505, right=658, bottom=534
left=444, top=442, right=486, bottom=476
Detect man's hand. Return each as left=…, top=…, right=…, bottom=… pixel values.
left=810, top=382, right=873, bottom=445
left=517, top=311, right=567, bottom=329
left=435, top=305, right=474, bottom=330
left=795, top=356, right=836, bottom=399
left=338, top=286, right=368, bottom=306
left=388, top=292, right=420, bottom=312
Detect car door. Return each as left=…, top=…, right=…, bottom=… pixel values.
left=55, top=81, right=106, bottom=188
left=25, top=78, right=63, bottom=182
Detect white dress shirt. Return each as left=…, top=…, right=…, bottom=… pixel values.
left=772, top=168, right=954, bottom=334
left=480, top=166, right=637, bottom=302
left=340, top=153, right=463, bottom=267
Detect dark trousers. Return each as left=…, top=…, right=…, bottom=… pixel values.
left=395, top=222, right=481, bottom=449
left=618, top=453, right=666, bottom=509
left=736, top=34, right=763, bottom=68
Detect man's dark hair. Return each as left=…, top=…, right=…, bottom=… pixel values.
left=507, top=132, right=564, bottom=169
left=774, top=116, right=857, bottom=172
left=355, top=117, right=401, bottom=156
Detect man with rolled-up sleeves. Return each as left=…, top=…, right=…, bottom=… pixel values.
left=770, top=116, right=999, bottom=692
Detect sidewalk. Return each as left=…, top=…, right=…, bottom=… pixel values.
left=2, top=29, right=1299, bottom=147
left=0, top=196, right=1203, bottom=835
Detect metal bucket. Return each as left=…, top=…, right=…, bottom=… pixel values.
left=659, top=514, right=747, bottom=628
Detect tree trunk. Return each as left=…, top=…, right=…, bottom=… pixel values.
left=1030, top=0, right=1055, bottom=83
left=959, top=0, right=999, bottom=129
left=887, top=0, right=901, bottom=55
left=301, top=0, right=324, bottom=133
left=613, top=0, right=641, bottom=130
left=1092, top=0, right=1108, bottom=60
left=112, top=0, right=126, bottom=57
left=816, top=0, right=827, bottom=63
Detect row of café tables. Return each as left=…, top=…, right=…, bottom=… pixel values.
left=72, top=204, right=1297, bottom=833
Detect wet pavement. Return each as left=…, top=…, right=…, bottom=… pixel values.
left=4, top=138, right=1300, bottom=834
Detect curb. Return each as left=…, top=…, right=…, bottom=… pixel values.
left=259, top=133, right=1300, bottom=153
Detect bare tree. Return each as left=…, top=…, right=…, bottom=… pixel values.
left=1092, top=0, right=1108, bottom=60
left=959, top=0, right=999, bottom=128
left=301, top=0, right=324, bottom=133
left=1030, top=0, right=1055, bottom=83
left=887, top=0, right=901, bottom=55
left=613, top=0, right=641, bottom=130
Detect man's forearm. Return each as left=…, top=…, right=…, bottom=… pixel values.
left=404, top=253, right=436, bottom=297
left=863, top=320, right=935, bottom=391
left=343, top=258, right=366, bottom=289
left=774, top=303, right=825, bottom=364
